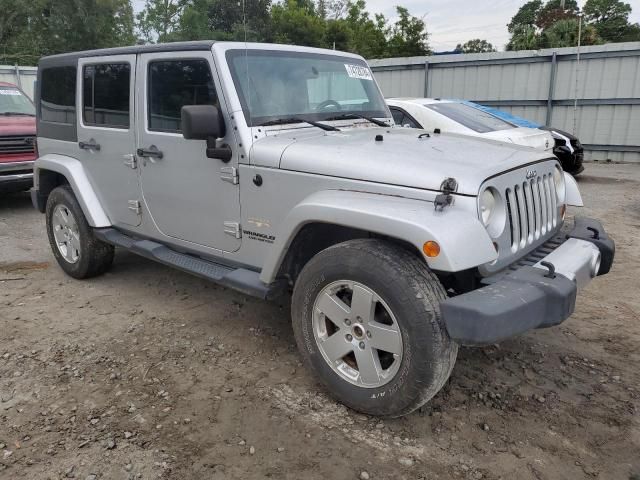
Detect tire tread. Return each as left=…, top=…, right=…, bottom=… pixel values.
left=46, top=185, right=114, bottom=279
left=292, top=238, right=458, bottom=417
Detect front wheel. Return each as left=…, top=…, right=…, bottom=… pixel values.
left=45, top=185, right=114, bottom=279
left=291, top=239, right=458, bottom=417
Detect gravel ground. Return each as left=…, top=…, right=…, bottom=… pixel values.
left=0, top=163, right=639, bottom=480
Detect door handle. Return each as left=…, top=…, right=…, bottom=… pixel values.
left=79, top=139, right=101, bottom=151
left=136, top=145, right=163, bottom=159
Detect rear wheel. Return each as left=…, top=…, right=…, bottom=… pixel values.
left=291, top=238, right=458, bottom=417
left=46, top=185, right=114, bottom=279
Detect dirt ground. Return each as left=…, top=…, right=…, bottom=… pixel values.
left=1, top=162, right=638, bottom=480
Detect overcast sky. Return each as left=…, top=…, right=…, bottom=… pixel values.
left=133, top=0, right=640, bottom=52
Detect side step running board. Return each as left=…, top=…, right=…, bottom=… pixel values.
left=94, top=228, right=285, bottom=300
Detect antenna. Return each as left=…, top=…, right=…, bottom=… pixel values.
left=242, top=0, right=248, bottom=44
left=572, top=11, right=582, bottom=135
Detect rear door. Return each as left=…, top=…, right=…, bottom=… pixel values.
left=135, top=51, right=241, bottom=252
left=76, top=55, right=140, bottom=227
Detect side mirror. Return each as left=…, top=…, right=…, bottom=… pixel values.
left=181, top=105, right=232, bottom=162
left=181, top=105, right=225, bottom=140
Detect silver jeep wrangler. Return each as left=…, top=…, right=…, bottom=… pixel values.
left=31, top=41, right=614, bottom=417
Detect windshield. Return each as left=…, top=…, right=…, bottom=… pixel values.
left=425, top=102, right=514, bottom=133
left=0, top=87, right=35, bottom=115
left=226, top=50, right=388, bottom=127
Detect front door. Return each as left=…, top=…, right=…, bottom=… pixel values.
left=136, top=52, right=241, bottom=252
left=76, top=55, right=140, bottom=226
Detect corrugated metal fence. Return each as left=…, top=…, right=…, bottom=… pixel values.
left=369, top=42, right=640, bottom=163
left=0, top=65, right=37, bottom=99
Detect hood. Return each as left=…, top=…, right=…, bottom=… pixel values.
left=263, top=127, right=554, bottom=196
left=0, top=115, right=36, bottom=136
left=484, top=127, right=554, bottom=152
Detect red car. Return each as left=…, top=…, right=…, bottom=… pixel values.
left=0, top=82, right=37, bottom=193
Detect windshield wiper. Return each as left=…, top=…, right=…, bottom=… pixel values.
left=323, top=113, right=388, bottom=127
left=1, top=112, right=35, bottom=116
left=257, top=117, right=340, bottom=132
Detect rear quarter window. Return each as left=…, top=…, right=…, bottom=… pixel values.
left=40, top=66, right=77, bottom=125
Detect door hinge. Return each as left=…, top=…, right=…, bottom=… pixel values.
left=220, top=166, right=238, bottom=185
left=224, top=221, right=242, bottom=239
left=123, top=154, right=137, bottom=169
left=128, top=200, right=141, bottom=214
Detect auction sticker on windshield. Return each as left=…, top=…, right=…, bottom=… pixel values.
left=0, top=89, right=21, bottom=95
left=344, top=64, right=373, bottom=81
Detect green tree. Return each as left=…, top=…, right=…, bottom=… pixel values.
left=535, top=0, right=579, bottom=29
left=385, top=6, right=430, bottom=57
left=171, top=0, right=271, bottom=42
left=171, top=0, right=215, bottom=40
left=207, top=0, right=271, bottom=37
left=317, top=0, right=328, bottom=18
left=508, top=0, right=543, bottom=33
left=583, top=0, right=640, bottom=42
left=324, top=18, right=352, bottom=50
left=343, top=0, right=387, bottom=58
left=41, top=0, right=136, bottom=52
left=137, top=0, right=188, bottom=42
left=456, top=39, right=497, bottom=53
left=507, top=25, right=541, bottom=50
left=0, top=0, right=136, bottom=64
left=619, top=23, right=640, bottom=42
left=325, top=0, right=350, bottom=20
left=540, top=17, right=601, bottom=47
left=0, top=0, right=41, bottom=64
left=270, top=0, right=326, bottom=47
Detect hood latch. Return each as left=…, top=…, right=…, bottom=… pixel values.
left=434, top=177, right=458, bottom=211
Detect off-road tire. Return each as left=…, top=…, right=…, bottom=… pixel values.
left=291, top=238, right=458, bottom=417
left=46, top=185, right=114, bottom=279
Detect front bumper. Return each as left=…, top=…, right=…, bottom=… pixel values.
left=0, top=160, right=34, bottom=192
left=440, top=217, right=614, bottom=346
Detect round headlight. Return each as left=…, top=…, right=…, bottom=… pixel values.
left=554, top=165, right=566, bottom=204
left=480, top=188, right=496, bottom=226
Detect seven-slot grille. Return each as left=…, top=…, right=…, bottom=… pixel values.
left=505, top=174, right=558, bottom=253
left=0, top=135, right=35, bottom=155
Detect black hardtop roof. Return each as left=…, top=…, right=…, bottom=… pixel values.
left=38, top=41, right=217, bottom=68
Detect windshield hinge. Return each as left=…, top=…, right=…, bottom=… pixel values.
left=123, top=154, right=137, bottom=169
left=221, top=166, right=238, bottom=185
left=128, top=200, right=141, bottom=214
left=224, top=222, right=242, bottom=239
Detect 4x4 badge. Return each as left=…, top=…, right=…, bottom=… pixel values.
left=526, top=169, right=537, bottom=179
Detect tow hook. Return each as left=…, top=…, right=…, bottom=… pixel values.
left=540, top=261, right=557, bottom=279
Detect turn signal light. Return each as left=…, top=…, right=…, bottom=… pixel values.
left=423, top=241, right=440, bottom=258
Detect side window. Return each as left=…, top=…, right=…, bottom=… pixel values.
left=403, top=116, right=420, bottom=129
left=148, top=59, right=217, bottom=133
left=390, top=108, right=405, bottom=125
left=83, top=63, right=131, bottom=128
left=40, top=66, right=77, bottom=124
left=391, top=108, right=420, bottom=129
